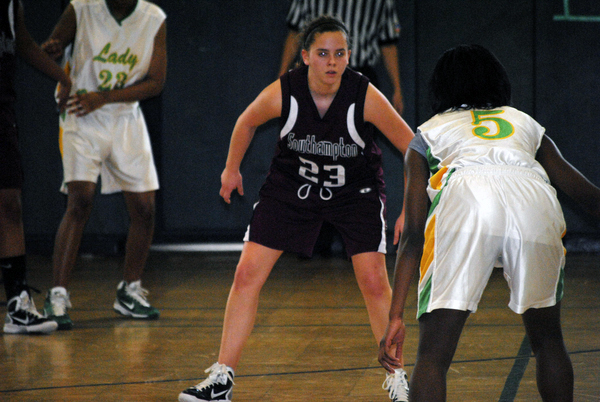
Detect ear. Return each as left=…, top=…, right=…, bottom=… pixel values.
left=301, top=49, right=309, bottom=66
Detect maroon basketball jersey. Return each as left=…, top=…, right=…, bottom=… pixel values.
left=265, top=65, right=384, bottom=200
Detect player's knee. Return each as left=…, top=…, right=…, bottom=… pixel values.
left=130, top=200, right=155, bottom=225
left=231, top=263, right=266, bottom=292
left=0, top=196, right=22, bottom=225
left=66, top=195, right=94, bottom=221
left=357, top=270, right=390, bottom=299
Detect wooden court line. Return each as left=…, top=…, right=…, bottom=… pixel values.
left=499, top=335, right=532, bottom=402
left=2, top=348, right=598, bottom=395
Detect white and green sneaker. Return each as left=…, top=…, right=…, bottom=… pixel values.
left=43, top=287, right=73, bottom=330
left=113, top=280, right=159, bottom=319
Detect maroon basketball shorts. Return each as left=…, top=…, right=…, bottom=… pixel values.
left=244, top=182, right=387, bottom=257
left=0, top=104, right=23, bottom=189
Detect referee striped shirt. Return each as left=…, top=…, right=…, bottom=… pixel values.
left=286, top=0, right=401, bottom=69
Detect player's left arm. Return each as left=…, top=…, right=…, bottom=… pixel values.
left=536, top=134, right=600, bottom=219
left=364, top=83, right=413, bottom=156
left=364, top=83, right=414, bottom=236
left=69, top=20, right=167, bottom=116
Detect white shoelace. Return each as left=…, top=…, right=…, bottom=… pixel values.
left=17, top=292, right=44, bottom=318
left=125, top=281, right=151, bottom=307
left=193, top=363, right=235, bottom=389
left=382, top=369, right=409, bottom=401
left=50, top=290, right=72, bottom=315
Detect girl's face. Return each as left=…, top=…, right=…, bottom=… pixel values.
left=302, top=31, right=350, bottom=87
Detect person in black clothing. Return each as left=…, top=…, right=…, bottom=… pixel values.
left=1, top=0, right=71, bottom=334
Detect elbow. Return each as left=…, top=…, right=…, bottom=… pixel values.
left=146, top=80, right=165, bottom=99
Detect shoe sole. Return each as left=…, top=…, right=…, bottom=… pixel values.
left=3, top=321, right=58, bottom=334
left=113, top=301, right=159, bottom=319
left=43, top=312, right=73, bottom=330
left=55, top=320, right=74, bottom=330
left=178, top=392, right=231, bottom=402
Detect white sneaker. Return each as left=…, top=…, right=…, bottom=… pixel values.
left=179, top=362, right=235, bottom=401
left=383, top=368, right=410, bottom=402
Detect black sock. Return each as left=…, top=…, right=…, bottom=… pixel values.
left=1, top=254, right=27, bottom=301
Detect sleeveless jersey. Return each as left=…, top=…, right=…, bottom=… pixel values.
left=0, top=0, right=17, bottom=103
left=270, top=65, right=384, bottom=199
left=63, top=0, right=165, bottom=115
left=415, top=107, right=548, bottom=202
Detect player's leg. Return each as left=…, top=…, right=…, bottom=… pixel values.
left=51, top=181, right=96, bottom=287
left=352, top=251, right=411, bottom=402
left=1, top=188, right=58, bottom=334
left=0, top=115, right=28, bottom=301
left=44, top=180, right=96, bottom=329
left=0, top=188, right=25, bottom=257
left=122, top=190, right=155, bottom=283
left=179, top=241, right=282, bottom=402
left=218, top=241, right=283, bottom=368
left=351, top=251, right=392, bottom=342
left=410, top=308, right=469, bottom=402
left=0, top=188, right=26, bottom=298
left=111, top=190, right=159, bottom=319
left=521, top=303, right=573, bottom=402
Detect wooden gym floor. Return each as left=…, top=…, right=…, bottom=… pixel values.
left=1, top=249, right=599, bottom=401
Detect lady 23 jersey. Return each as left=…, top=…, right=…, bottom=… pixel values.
left=63, top=0, right=165, bottom=115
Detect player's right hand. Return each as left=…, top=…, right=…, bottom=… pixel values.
left=41, top=38, right=64, bottom=60
left=220, top=168, right=244, bottom=204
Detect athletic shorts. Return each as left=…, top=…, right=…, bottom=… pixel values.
left=0, top=104, right=23, bottom=189
left=417, top=165, right=566, bottom=318
left=244, top=180, right=387, bottom=258
left=59, top=106, right=159, bottom=194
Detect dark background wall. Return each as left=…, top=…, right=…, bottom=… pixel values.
left=16, top=0, right=600, bottom=255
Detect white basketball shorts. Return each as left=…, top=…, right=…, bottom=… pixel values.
left=417, top=165, right=566, bottom=318
left=59, top=106, right=159, bottom=194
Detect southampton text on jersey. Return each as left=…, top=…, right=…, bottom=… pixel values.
left=287, top=133, right=359, bottom=161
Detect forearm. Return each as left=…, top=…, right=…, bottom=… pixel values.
left=279, top=30, right=300, bottom=77
left=16, top=28, right=69, bottom=85
left=97, top=77, right=164, bottom=105
left=225, top=121, right=257, bottom=171
left=389, top=236, right=422, bottom=320
left=381, top=44, right=401, bottom=94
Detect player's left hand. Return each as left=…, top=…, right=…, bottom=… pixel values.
left=67, top=92, right=105, bottom=117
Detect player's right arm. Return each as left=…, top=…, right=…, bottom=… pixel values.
left=379, top=147, right=429, bottom=373
left=220, top=80, right=283, bottom=204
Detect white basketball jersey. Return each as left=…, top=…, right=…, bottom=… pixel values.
left=65, top=0, right=165, bottom=114
left=417, top=107, right=549, bottom=201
